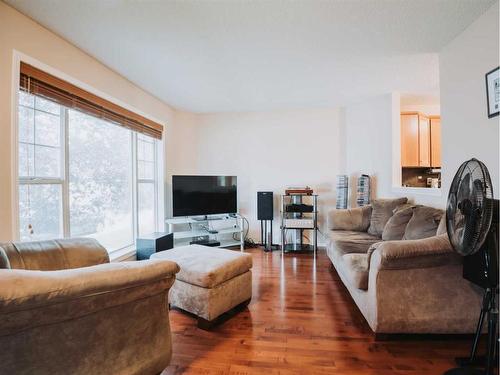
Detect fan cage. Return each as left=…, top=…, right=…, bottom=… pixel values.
left=446, top=158, right=493, bottom=256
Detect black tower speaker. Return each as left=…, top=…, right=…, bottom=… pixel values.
left=136, top=232, right=174, bottom=260
left=257, top=192, right=273, bottom=220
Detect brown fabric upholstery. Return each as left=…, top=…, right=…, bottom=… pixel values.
left=327, top=206, right=372, bottom=231
left=0, top=238, right=109, bottom=270
left=367, top=198, right=408, bottom=237
left=403, top=206, right=444, bottom=240
left=327, top=230, right=380, bottom=257
left=151, top=245, right=252, bottom=288
left=0, top=260, right=179, bottom=319
left=326, top=202, right=482, bottom=334
left=374, top=233, right=461, bottom=270
left=341, top=253, right=369, bottom=290
left=370, top=263, right=481, bottom=334
left=366, top=240, right=384, bottom=264
left=170, top=271, right=252, bottom=321
left=436, top=215, right=447, bottom=236
left=381, top=205, right=415, bottom=241
left=152, top=245, right=253, bottom=322
left=0, top=239, right=179, bottom=375
left=1, top=291, right=173, bottom=375
left=0, top=247, right=10, bottom=269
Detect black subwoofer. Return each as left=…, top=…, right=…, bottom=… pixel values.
left=136, top=232, right=174, bottom=260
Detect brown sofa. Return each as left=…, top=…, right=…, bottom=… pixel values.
left=325, top=198, right=482, bottom=334
left=0, top=238, right=180, bottom=375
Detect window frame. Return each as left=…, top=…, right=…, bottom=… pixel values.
left=18, top=97, right=66, bottom=240
left=17, top=91, right=162, bottom=253
left=135, top=134, right=159, bottom=237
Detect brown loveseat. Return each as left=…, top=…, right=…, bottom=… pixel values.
left=0, top=238, right=180, bottom=375
left=326, top=198, right=482, bottom=335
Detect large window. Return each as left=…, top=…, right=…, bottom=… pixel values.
left=18, top=90, right=160, bottom=252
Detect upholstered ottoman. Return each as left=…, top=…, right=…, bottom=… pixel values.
left=151, top=245, right=252, bottom=329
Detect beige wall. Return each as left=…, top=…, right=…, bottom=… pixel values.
left=0, top=2, right=184, bottom=241
left=164, top=110, right=199, bottom=216
left=342, top=2, right=499, bottom=209
left=343, top=93, right=395, bottom=202
left=440, top=1, right=499, bottom=197
left=342, top=93, right=444, bottom=207
left=2, top=0, right=497, bottom=243
left=188, top=108, right=343, bottom=244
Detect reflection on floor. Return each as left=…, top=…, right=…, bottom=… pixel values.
left=163, top=248, right=471, bottom=375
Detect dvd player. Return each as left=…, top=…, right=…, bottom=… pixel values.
left=189, top=239, right=221, bottom=247
left=285, top=204, right=314, bottom=213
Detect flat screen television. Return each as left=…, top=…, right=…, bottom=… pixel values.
left=172, top=175, right=237, bottom=217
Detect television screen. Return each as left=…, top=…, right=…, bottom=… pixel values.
left=172, top=175, right=237, bottom=217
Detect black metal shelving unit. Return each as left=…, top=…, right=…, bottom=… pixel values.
left=280, top=193, right=318, bottom=254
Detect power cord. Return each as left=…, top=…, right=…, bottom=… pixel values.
left=232, top=214, right=257, bottom=247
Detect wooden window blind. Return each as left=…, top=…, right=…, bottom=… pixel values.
left=19, top=62, right=163, bottom=139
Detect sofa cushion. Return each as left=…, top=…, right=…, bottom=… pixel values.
left=368, top=198, right=408, bottom=237
left=328, top=206, right=372, bottom=231
left=381, top=205, right=416, bottom=241
left=151, top=245, right=252, bottom=288
left=403, top=206, right=444, bottom=240
left=341, top=253, right=369, bottom=290
left=327, top=230, right=381, bottom=260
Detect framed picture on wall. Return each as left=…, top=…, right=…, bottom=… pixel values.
left=485, top=66, right=499, bottom=118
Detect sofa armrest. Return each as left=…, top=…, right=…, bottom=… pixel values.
left=0, top=259, right=180, bottom=336
left=370, top=234, right=461, bottom=270
left=327, top=206, right=372, bottom=231
left=0, top=238, right=110, bottom=270
left=0, top=247, right=10, bottom=269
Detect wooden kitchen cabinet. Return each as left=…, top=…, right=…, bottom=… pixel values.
left=401, top=112, right=439, bottom=168
left=430, top=117, right=441, bottom=167
left=418, top=115, right=430, bottom=167
left=401, top=114, right=419, bottom=167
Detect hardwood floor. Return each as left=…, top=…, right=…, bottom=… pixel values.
left=162, top=247, right=474, bottom=375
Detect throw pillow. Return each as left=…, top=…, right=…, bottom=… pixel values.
left=367, top=197, right=408, bottom=237
left=329, top=205, right=372, bottom=231
left=382, top=204, right=417, bottom=241
left=403, top=206, right=444, bottom=240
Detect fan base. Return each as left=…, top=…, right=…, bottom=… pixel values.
left=443, top=368, right=484, bottom=375
left=456, top=355, right=498, bottom=367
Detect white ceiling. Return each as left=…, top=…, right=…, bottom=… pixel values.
left=5, top=0, right=495, bottom=113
